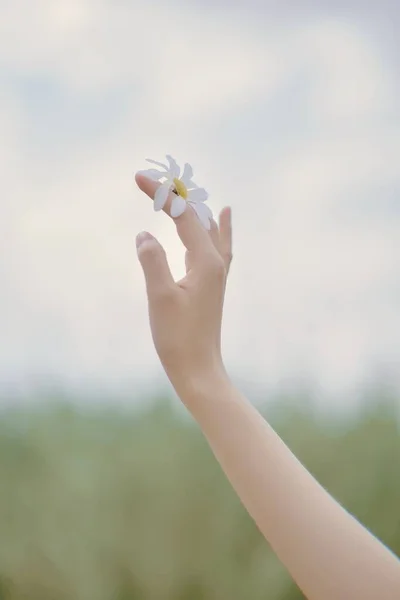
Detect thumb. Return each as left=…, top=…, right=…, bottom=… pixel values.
left=136, top=231, right=175, bottom=298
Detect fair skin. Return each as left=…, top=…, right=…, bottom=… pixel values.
left=135, top=173, right=400, bottom=600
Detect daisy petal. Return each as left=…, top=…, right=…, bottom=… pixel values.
left=187, top=187, right=208, bottom=202
left=146, top=158, right=168, bottom=170
left=166, top=155, right=180, bottom=179
left=181, top=163, right=194, bottom=186
left=154, top=185, right=170, bottom=211
left=137, top=169, right=166, bottom=181
left=170, top=195, right=187, bottom=218
left=191, top=201, right=213, bottom=230
left=186, top=180, right=199, bottom=190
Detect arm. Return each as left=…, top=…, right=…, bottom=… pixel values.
left=135, top=172, right=400, bottom=600
left=177, top=370, right=400, bottom=600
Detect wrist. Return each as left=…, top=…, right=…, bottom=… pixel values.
left=169, top=360, right=232, bottom=410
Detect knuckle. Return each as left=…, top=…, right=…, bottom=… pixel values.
left=207, top=254, right=226, bottom=279
left=224, top=251, right=233, bottom=265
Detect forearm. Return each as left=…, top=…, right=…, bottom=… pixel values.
left=176, top=370, right=400, bottom=600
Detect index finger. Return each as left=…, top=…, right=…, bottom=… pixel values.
left=135, top=173, right=215, bottom=256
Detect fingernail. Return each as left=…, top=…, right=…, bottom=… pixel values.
left=136, top=231, right=153, bottom=249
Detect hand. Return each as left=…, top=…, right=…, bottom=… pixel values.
left=135, top=173, right=233, bottom=392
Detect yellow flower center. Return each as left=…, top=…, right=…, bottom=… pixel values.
left=173, top=177, right=188, bottom=200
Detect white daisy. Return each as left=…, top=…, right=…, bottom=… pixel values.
left=139, top=155, right=213, bottom=230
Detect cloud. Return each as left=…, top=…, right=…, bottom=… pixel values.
left=0, top=0, right=399, bottom=401
left=298, top=19, right=395, bottom=122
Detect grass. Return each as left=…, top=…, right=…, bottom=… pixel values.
left=0, top=392, right=398, bottom=599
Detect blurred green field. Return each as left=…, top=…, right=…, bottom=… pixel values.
left=0, top=392, right=398, bottom=600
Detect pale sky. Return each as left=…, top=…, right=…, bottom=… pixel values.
left=1, top=0, right=399, bottom=404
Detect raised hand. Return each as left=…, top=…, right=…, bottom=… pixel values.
left=135, top=173, right=232, bottom=391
